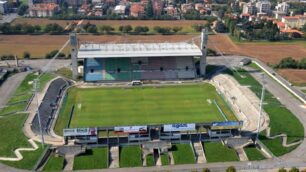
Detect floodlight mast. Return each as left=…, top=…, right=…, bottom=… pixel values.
left=33, top=78, right=44, bottom=149
left=256, top=74, right=265, bottom=143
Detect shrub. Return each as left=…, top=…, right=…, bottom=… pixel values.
left=279, top=168, right=287, bottom=172
left=202, top=168, right=210, bottom=172
left=23, top=52, right=31, bottom=59
left=226, top=166, right=236, bottom=172
left=289, top=167, right=299, bottom=172
left=45, top=50, right=65, bottom=59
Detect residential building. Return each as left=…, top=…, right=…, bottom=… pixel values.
left=29, top=3, right=60, bottom=17
left=242, top=2, right=256, bottom=15
left=114, top=4, right=126, bottom=15
left=181, top=3, right=193, bottom=13
left=256, top=0, right=271, bottom=14
left=165, top=5, right=179, bottom=18
left=282, top=14, right=306, bottom=29
left=195, top=3, right=204, bottom=11
left=130, top=3, right=144, bottom=17
left=0, top=0, right=8, bottom=14
left=152, top=0, right=164, bottom=16
left=275, top=2, right=289, bottom=13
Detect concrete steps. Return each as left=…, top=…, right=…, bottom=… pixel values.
left=193, top=141, right=206, bottom=163
left=109, top=146, right=119, bottom=168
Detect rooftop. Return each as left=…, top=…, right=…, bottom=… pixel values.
left=78, top=42, right=202, bottom=58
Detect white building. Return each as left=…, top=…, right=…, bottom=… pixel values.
left=114, top=5, right=126, bottom=15
left=242, top=2, right=257, bottom=15
left=256, top=0, right=271, bottom=14
left=29, top=3, right=60, bottom=17
left=0, top=0, right=8, bottom=14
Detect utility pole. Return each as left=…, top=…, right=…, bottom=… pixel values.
left=34, top=78, right=45, bottom=149
left=256, top=74, right=265, bottom=142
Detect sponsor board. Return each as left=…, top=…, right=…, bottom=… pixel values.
left=63, top=127, right=97, bottom=137
left=163, top=123, right=196, bottom=132
left=114, top=126, right=147, bottom=133
left=210, top=121, right=243, bottom=130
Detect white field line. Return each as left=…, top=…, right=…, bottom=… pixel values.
left=0, top=139, right=38, bottom=161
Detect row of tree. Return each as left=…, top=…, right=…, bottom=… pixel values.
left=276, top=57, right=306, bottom=69
left=0, top=50, right=68, bottom=60
left=0, top=23, right=64, bottom=34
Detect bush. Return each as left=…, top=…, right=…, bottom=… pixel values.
left=1, top=54, right=15, bottom=60
left=202, top=168, right=210, bottom=172
left=99, top=25, right=114, bottom=33
left=289, top=167, right=299, bottom=172
left=279, top=168, right=287, bottom=172
left=226, top=166, right=236, bottom=172
left=45, top=50, right=66, bottom=59
left=119, top=25, right=133, bottom=33
left=44, top=23, right=64, bottom=33
left=153, top=26, right=171, bottom=35
left=23, top=52, right=31, bottom=59
left=134, top=26, right=149, bottom=34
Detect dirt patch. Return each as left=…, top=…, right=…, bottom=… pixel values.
left=0, top=34, right=196, bottom=58
left=277, top=69, right=306, bottom=85
left=208, top=34, right=306, bottom=64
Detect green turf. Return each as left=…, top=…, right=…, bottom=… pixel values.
left=119, top=146, right=142, bottom=167
left=42, top=155, right=65, bottom=171
left=0, top=72, right=53, bottom=169
left=244, top=146, right=266, bottom=161
left=225, top=69, right=304, bottom=143
left=204, top=142, right=239, bottom=162
left=55, top=83, right=236, bottom=131
left=171, top=144, right=195, bottom=164
left=146, top=154, right=155, bottom=166
left=259, top=135, right=298, bottom=157
left=1, top=144, right=44, bottom=170
left=160, top=154, right=169, bottom=165
left=73, top=147, right=108, bottom=170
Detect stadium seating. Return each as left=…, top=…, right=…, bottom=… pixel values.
left=31, top=78, right=69, bottom=134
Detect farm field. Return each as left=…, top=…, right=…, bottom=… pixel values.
left=73, top=148, right=108, bottom=170
left=12, top=18, right=207, bottom=33
left=0, top=35, right=195, bottom=58
left=55, top=83, right=236, bottom=131
left=208, top=34, right=306, bottom=64
left=277, top=69, right=306, bottom=86
left=203, top=142, right=239, bottom=162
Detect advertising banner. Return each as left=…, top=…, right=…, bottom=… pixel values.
left=63, top=128, right=97, bottom=137
left=114, top=126, right=147, bottom=133
left=163, top=123, right=196, bottom=132
left=211, top=121, right=243, bottom=130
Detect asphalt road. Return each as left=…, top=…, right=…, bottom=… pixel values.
left=0, top=72, right=27, bottom=108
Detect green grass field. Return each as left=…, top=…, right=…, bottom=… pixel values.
left=42, top=155, right=65, bottom=171
left=55, top=83, right=236, bottom=132
left=171, top=144, right=195, bottom=164
left=160, top=154, right=169, bottom=165
left=203, top=142, right=239, bottom=162
left=119, top=146, right=142, bottom=168
left=244, top=146, right=266, bottom=161
left=225, top=69, right=304, bottom=145
left=146, top=155, right=155, bottom=166
left=73, top=147, right=108, bottom=170
left=0, top=72, right=54, bottom=169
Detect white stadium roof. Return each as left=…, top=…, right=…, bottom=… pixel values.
left=77, top=42, right=202, bottom=58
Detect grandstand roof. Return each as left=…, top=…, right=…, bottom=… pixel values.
left=77, top=42, right=202, bottom=58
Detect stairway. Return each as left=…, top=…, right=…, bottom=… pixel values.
left=109, top=146, right=119, bottom=168
left=193, top=141, right=206, bottom=163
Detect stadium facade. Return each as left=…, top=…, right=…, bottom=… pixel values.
left=70, top=30, right=208, bottom=82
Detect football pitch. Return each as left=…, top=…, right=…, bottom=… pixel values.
left=56, top=83, right=237, bottom=129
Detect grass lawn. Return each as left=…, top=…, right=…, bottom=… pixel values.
left=259, top=135, right=298, bottom=157
left=225, top=69, right=304, bottom=144
left=171, top=144, right=195, bottom=165
left=42, top=155, right=65, bottom=171
left=160, top=154, right=169, bottom=165
left=1, top=143, right=44, bottom=170
left=0, top=72, right=54, bottom=116
left=73, top=147, right=108, bottom=170
left=55, top=83, right=236, bottom=132
left=146, top=154, right=155, bottom=166
left=119, top=146, right=142, bottom=168
left=244, top=145, right=266, bottom=161
left=0, top=72, right=54, bottom=169
left=204, top=142, right=239, bottom=162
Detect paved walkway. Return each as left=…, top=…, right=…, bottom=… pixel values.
left=0, top=72, right=27, bottom=107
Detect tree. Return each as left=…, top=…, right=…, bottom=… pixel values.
left=99, top=25, right=114, bottom=34
left=23, top=52, right=31, bottom=59
left=289, top=167, right=299, bottom=172
left=302, top=23, right=306, bottom=33
left=86, top=25, right=98, bottom=33
left=153, top=26, right=171, bottom=35
left=298, top=58, right=306, bottom=69
left=226, top=166, right=236, bottom=172
left=145, top=0, right=154, bottom=18
left=279, top=168, right=287, bottom=172
left=277, top=57, right=298, bottom=69
left=119, top=25, right=132, bottom=33
left=44, top=23, right=64, bottom=33
left=215, top=21, right=226, bottom=33
left=134, top=26, right=149, bottom=34
left=202, top=168, right=210, bottom=172
left=172, top=26, right=182, bottom=33
left=17, top=4, right=28, bottom=16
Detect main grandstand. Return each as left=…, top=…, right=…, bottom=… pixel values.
left=70, top=30, right=208, bottom=81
